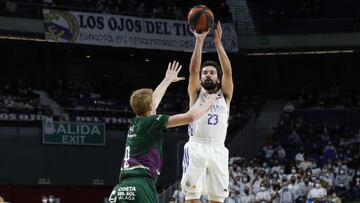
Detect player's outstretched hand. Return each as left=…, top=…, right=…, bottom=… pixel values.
left=165, top=60, right=185, bottom=82
left=214, top=21, right=223, bottom=45
left=191, top=28, right=211, bottom=42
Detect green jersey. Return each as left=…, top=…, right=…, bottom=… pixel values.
left=119, top=114, right=169, bottom=181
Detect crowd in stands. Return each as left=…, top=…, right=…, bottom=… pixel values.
left=227, top=91, right=359, bottom=203
left=0, top=81, right=54, bottom=120
left=0, top=79, right=262, bottom=132
left=50, top=79, right=263, bottom=131
left=0, top=0, right=232, bottom=21
left=283, top=85, right=360, bottom=111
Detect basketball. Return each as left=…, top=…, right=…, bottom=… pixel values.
left=187, top=5, right=214, bottom=33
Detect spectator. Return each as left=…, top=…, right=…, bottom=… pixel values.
left=283, top=102, right=294, bottom=113
left=307, top=180, right=327, bottom=202
left=296, top=177, right=312, bottom=203
left=334, top=169, right=351, bottom=189
left=255, top=182, right=271, bottom=203
left=240, top=185, right=255, bottom=203
left=298, top=156, right=312, bottom=170
left=263, top=145, right=274, bottom=160
left=351, top=170, right=360, bottom=198
left=288, top=130, right=301, bottom=145
left=279, top=180, right=295, bottom=203
left=329, top=192, right=342, bottom=203
left=274, top=145, right=286, bottom=161
left=239, top=174, right=252, bottom=196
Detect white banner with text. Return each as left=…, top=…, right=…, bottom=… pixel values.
left=43, top=9, right=238, bottom=52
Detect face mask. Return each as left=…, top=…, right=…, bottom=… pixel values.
left=243, top=178, right=248, bottom=182
left=340, top=171, right=345, bottom=175
left=42, top=198, right=48, bottom=203
left=244, top=190, right=249, bottom=194
left=307, top=172, right=311, bottom=176
left=357, top=171, right=360, bottom=176
left=304, top=181, right=309, bottom=185
left=260, top=186, right=266, bottom=191
left=291, top=169, right=296, bottom=174
left=280, top=170, right=284, bottom=174
left=291, top=180, right=296, bottom=184
left=273, top=174, right=278, bottom=179
left=316, top=183, right=321, bottom=188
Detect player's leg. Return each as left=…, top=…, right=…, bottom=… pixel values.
left=206, top=146, right=229, bottom=203
left=181, top=142, right=207, bottom=202
left=109, top=177, right=157, bottom=203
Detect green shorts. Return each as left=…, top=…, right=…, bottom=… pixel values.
left=109, top=177, right=158, bottom=203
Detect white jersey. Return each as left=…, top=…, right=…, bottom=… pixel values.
left=188, top=88, right=229, bottom=145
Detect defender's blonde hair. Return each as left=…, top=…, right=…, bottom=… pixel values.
left=130, top=88, right=153, bottom=116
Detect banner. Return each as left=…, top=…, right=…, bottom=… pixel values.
left=43, top=9, right=238, bottom=52
left=43, top=121, right=106, bottom=146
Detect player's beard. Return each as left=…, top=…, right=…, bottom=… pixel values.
left=201, top=79, right=218, bottom=91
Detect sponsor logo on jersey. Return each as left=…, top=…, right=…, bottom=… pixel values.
left=127, top=126, right=137, bottom=138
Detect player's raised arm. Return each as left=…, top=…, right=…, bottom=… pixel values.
left=214, top=21, right=233, bottom=106
left=151, top=61, right=185, bottom=114
left=166, top=93, right=217, bottom=128
left=188, top=29, right=210, bottom=107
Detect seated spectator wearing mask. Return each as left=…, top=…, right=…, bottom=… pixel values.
left=279, top=180, right=295, bottom=203
left=351, top=169, right=360, bottom=199
left=335, top=169, right=351, bottom=190
left=240, top=186, right=255, bottom=203
left=240, top=174, right=252, bottom=195
left=255, top=182, right=271, bottom=203
left=252, top=170, right=268, bottom=194
left=329, top=192, right=342, bottom=203
left=296, top=177, right=312, bottom=203
left=270, top=171, right=281, bottom=186
left=288, top=175, right=299, bottom=192
left=307, top=180, right=327, bottom=203
left=271, top=183, right=281, bottom=203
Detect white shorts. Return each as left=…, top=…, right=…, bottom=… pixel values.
left=181, top=141, right=229, bottom=202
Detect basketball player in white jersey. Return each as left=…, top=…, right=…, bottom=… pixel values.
left=181, top=22, right=233, bottom=203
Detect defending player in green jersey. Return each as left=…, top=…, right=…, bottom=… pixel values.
left=109, top=61, right=217, bottom=203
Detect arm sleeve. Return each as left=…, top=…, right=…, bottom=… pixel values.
left=148, top=114, right=170, bottom=139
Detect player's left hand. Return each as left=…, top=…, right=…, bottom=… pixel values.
left=165, top=60, right=185, bottom=82
left=214, top=21, right=223, bottom=45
